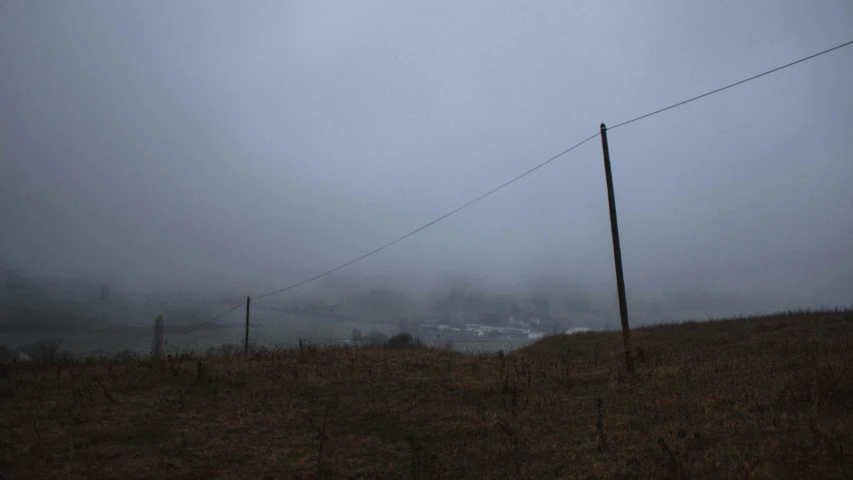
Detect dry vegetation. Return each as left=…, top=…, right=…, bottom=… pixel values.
left=1, top=310, right=852, bottom=479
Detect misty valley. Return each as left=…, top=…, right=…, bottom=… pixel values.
left=2, top=1, right=852, bottom=478
left=0, top=269, right=797, bottom=363
left=0, top=269, right=609, bottom=360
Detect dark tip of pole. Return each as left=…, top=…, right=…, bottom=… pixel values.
left=600, top=123, right=607, bottom=130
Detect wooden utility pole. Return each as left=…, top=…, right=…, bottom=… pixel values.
left=599, top=123, right=634, bottom=375
left=244, top=296, right=251, bottom=358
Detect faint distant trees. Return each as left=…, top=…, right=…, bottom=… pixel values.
left=461, top=289, right=486, bottom=314
left=532, top=294, right=552, bottom=320
left=351, top=328, right=363, bottom=345
left=1, top=270, right=46, bottom=301
left=480, top=312, right=504, bottom=326
left=430, top=283, right=493, bottom=324
left=100, top=285, right=111, bottom=301
left=364, top=329, right=388, bottom=346
left=13, top=340, right=70, bottom=364
left=38, top=340, right=62, bottom=364
left=509, top=301, right=522, bottom=319
left=396, top=317, right=412, bottom=334
left=345, top=289, right=408, bottom=323
left=560, top=291, right=593, bottom=315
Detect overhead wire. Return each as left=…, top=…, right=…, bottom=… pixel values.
left=171, top=301, right=245, bottom=338
left=609, top=39, right=853, bottom=130
left=88, top=300, right=246, bottom=355
left=162, top=132, right=599, bottom=338
left=170, top=38, right=853, bottom=338
left=251, top=132, right=602, bottom=301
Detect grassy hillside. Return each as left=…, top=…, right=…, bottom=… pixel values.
left=1, top=310, right=851, bottom=479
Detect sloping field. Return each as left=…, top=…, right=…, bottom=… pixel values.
left=1, top=310, right=851, bottom=479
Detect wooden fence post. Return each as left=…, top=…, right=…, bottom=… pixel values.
left=244, top=297, right=251, bottom=358
left=153, top=314, right=164, bottom=360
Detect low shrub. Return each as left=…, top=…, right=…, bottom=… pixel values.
left=385, top=332, right=424, bottom=349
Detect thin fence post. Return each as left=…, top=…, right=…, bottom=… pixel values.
left=599, top=123, right=634, bottom=375
left=244, top=296, right=251, bottom=358
left=153, top=314, right=164, bottom=360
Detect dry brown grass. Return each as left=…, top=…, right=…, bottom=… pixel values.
left=1, top=310, right=852, bottom=479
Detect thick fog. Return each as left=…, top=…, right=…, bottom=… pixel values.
left=1, top=1, right=852, bottom=325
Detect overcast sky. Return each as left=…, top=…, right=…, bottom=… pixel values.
left=1, top=1, right=851, bottom=315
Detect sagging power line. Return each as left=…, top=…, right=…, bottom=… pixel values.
left=610, top=39, right=853, bottom=130
left=170, top=133, right=600, bottom=336
left=176, top=38, right=853, bottom=343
